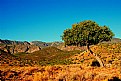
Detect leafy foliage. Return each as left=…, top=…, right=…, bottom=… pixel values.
left=62, top=20, right=114, bottom=46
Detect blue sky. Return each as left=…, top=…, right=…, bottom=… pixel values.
left=0, top=0, right=121, bottom=42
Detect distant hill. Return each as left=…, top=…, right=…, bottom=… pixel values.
left=1, top=38, right=120, bottom=46
left=0, top=39, right=40, bottom=54
left=102, top=38, right=121, bottom=43
left=31, top=41, right=63, bottom=48
left=0, top=39, right=63, bottom=48
left=0, top=38, right=120, bottom=54
left=0, top=39, right=30, bottom=45
left=110, top=38, right=121, bottom=42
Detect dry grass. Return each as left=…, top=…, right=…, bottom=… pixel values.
left=69, top=43, right=121, bottom=68
left=0, top=65, right=121, bottom=81
left=0, top=43, right=121, bottom=81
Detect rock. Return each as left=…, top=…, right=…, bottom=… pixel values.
left=0, top=44, right=41, bottom=54
left=13, top=45, right=28, bottom=53
left=0, top=39, right=62, bottom=54
left=26, top=45, right=41, bottom=53
left=0, top=39, right=42, bottom=54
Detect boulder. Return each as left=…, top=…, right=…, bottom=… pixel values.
left=13, top=44, right=28, bottom=53
left=26, top=45, right=41, bottom=53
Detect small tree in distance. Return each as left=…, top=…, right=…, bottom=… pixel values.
left=62, top=20, right=114, bottom=67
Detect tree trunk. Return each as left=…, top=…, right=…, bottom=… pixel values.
left=87, top=43, right=104, bottom=67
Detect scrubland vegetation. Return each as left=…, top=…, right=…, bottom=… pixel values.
left=0, top=64, right=121, bottom=81
left=0, top=20, right=121, bottom=81
left=0, top=43, right=121, bottom=81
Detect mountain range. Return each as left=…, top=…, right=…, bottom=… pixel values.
left=0, top=38, right=121, bottom=54
left=0, top=39, right=63, bottom=54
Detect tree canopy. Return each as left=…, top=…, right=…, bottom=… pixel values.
left=62, top=20, right=114, bottom=47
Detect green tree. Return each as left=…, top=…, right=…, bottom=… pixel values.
left=62, top=20, right=114, bottom=67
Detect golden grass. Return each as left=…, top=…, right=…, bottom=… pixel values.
left=0, top=65, right=121, bottom=81
left=0, top=43, right=121, bottom=81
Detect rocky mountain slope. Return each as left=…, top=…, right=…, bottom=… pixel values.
left=102, top=38, right=121, bottom=43
left=0, top=38, right=120, bottom=54
left=31, top=41, right=63, bottom=48
left=0, top=39, right=30, bottom=45
left=0, top=39, right=62, bottom=54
